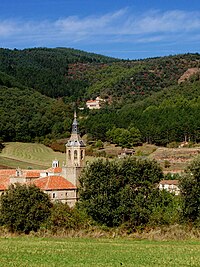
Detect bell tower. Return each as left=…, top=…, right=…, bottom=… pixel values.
left=62, top=111, right=86, bottom=186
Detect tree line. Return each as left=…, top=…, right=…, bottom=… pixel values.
left=1, top=156, right=200, bottom=234
left=1, top=79, right=200, bottom=147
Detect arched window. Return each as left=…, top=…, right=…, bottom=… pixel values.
left=74, top=150, right=78, bottom=160
left=68, top=150, right=71, bottom=159
left=81, top=150, right=84, bottom=160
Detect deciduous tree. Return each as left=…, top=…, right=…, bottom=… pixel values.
left=0, top=184, right=51, bottom=233
left=79, top=157, right=164, bottom=228
left=180, top=157, right=200, bottom=223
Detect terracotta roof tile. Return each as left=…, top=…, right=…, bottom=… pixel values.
left=46, top=167, right=62, bottom=174
left=53, top=167, right=62, bottom=173
left=25, top=170, right=41, bottom=178
left=33, top=176, right=76, bottom=190
left=160, top=179, right=179, bottom=185
left=0, top=169, right=16, bottom=178
left=0, top=177, right=10, bottom=190
left=86, top=100, right=97, bottom=103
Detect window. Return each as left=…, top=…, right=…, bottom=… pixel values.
left=81, top=150, right=84, bottom=160
left=52, top=193, right=56, bottom=199
left=68, top=150, right=71, bottom=159
left=74, top=150, right=78, bottom=160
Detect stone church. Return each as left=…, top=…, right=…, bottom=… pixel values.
left=0, top=112, right=86, bottom=207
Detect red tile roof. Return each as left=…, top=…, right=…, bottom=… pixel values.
left=25, top=170, right=41, bottom=178
left=160, top=180, right=179, bottom=185
left=86, top=100, right=97, bottom=103
left=53, top=167, right=62, bottom=173
left=0, top=169, right=16, bottom=179
left=0, top=177, right=10, bottom=190
left=0, top=169, right=41, bottom=179
left=33, top=176, right=76, bottom=190
left=46, top=167, right=62, bottom=174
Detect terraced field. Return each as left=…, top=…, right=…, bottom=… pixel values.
left=150, top=146, right=200, bottom=173
left=0, top=142, right=66, bottom=169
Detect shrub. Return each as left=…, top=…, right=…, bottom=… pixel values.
left=164, top=160, right=171, bottom=168
left=0, top=184, right=51, bottom=234
left=167, top=142, right=180, bottom=148
left=148, top=190, right=181, bottom=226
left=47, top=202, right=90, bottom=233
left=94, top=140, right=104, bottom=149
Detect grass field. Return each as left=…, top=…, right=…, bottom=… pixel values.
left=0, top=237, right=200, bottom=266
left=0, top=142, right=66, bottom=169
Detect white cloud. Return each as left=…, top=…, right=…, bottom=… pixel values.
left=133, top=10, right=200, bottom=34
left=0, top=8, right=200, bottom=47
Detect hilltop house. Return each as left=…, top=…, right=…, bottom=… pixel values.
left=0, top=112, right=86, bottom=207
left=86, top=96, right=104, bottom=109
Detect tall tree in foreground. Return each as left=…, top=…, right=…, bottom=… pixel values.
left=180, top=157, right=200, bottom=223
left=79, top=157, right=164, bottom=228
left=0, top=184, right=51, bottom=233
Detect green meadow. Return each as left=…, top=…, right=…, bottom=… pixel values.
left=0, top=142, right=66, bottom=169
left=0, top=237, right=200, bottom=267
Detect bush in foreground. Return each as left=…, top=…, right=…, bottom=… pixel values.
left=0, top=184, right=52, bottom=234
left=47, top=202, right=90, bottom=233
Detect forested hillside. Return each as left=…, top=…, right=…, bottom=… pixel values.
left=82, top=80, right=200, bottom=145
left=0, top=48, right=200, bottom=102
left=0, top=47, right=118, bottom=100
left=84, top=53, right=200, bottom=103
left=0, top=47, right=200, bottom=145
left=0, top=86, right=72, bottom=142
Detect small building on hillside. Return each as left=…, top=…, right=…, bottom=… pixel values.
left=118, top=148, right=135, bottom=158
left=159, top=179, right=180, bottom=195
left=86, top=96, right=104, bottom=109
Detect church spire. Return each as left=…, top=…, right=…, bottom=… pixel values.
left=66, top=111, right=85, bottom=147
left=72, top=111, right=78, bottom=134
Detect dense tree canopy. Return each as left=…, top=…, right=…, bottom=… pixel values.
left=180, top=157, right=200, bottom=223
left=0, top=184, right=52, bottom=233
left=79, top=158, right=165, bottom=228
left=0, top=86, right=72, bottom=142
left=0, top=47, right=118, bottom=99
left=106, top=126, right=142, bottom=147
left=83, top=80, right=200, bottom=145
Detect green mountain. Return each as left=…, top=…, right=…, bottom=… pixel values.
left=0, top=47, right=118, bottom=100
left=0, top=48, right=200, bottom=102
left=0, top=47, right=200, bottom=145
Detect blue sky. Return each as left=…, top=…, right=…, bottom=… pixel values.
left=1, top=0, right=200, bottom=59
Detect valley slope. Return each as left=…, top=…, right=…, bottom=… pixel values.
left=0, top=48, right=200, bottom=146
